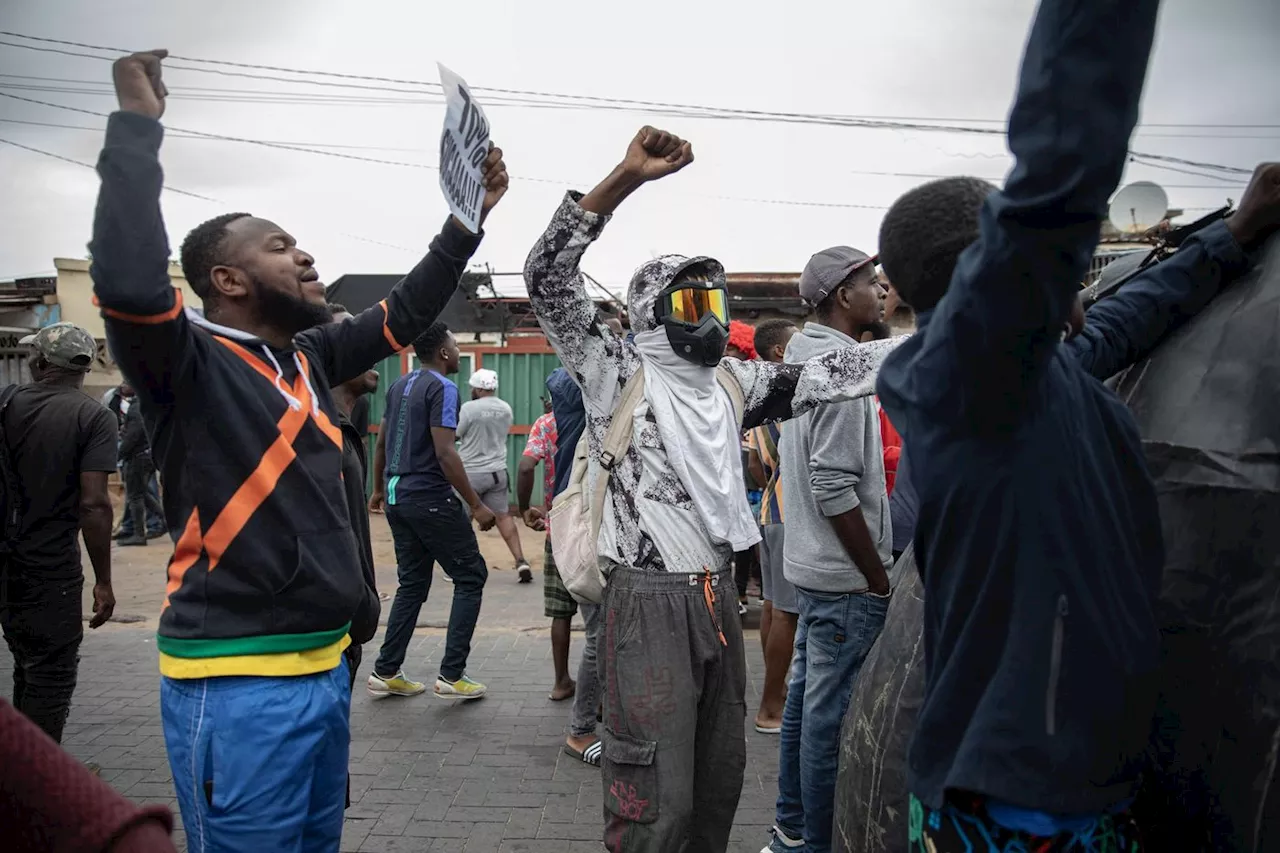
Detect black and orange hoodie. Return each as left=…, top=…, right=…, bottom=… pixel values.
left=89, top=111, right=482, bottom=679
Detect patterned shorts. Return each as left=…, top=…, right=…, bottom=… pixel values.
left=909, top=793, right=1143, bottom=853
left=543, top=536, right=578, bottom=619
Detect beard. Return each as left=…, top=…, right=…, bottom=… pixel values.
left=258, top=283, right=335, bottom=338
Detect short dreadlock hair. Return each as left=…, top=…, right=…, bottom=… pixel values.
left=878, top=177, right=995, bottom=312
left=412, top=322, right=452, bottom=359
left=179, top=212, right=251, bottom=299
left=753, top=318, right=797, bottom=360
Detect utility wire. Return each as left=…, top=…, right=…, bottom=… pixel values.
left=0, top=31, right=1272, bottom=164
left=3, top=74, right=1275, bottom=142
left=5, top=31, right=1278, bottom=130
left=0, top=135, right=221, bottom=201
left=0, top=134, right=420, bottom=253
left=0, top=91, right=898, bottom=211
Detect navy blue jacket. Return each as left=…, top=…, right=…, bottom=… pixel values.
left=546, top=367, right=585, bottom=498
left=888, top=220, right=1249, bottom=562
left=876, top=0, right=1253, bottom=815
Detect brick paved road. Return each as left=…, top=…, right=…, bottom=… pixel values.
left=1, top=570, right=781, bottom=852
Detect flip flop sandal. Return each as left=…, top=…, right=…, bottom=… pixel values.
left=563, top=740, right=603, bottom=767
left=754, top=722, right=782, bottom=734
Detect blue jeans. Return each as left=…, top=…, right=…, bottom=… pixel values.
left=160, top=660, right=351, bottom=853
left=374, top=496, right=489, bottom=682
left=775, top=587, right=891, bottom=853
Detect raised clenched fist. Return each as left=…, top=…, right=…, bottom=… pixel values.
left=112, top=50, right=169, bottom=120
left=1228, top=163, right=1280, bottom=248
left=619, top=126, right=694, bottom=183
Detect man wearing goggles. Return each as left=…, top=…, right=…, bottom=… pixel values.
left=525, top=126, right=905, bottom=852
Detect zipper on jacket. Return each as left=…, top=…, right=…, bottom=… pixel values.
left=1046, top=594, right=1068, bottom=736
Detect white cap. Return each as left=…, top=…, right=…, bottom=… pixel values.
left=469, top=368, right=498, bottom=391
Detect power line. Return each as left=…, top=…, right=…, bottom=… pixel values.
left=0, top=135, right=221, bottom=201
left=1, top=30, right=1273, bottom=153
left=0, top=115, right=1247, bottom=197
left=0, top=91, right=899, bottom=211
left=4, top=74, right=1276, bottom=142
left=0, top=132, right=422, bottom=254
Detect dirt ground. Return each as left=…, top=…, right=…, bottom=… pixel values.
left=86, top=503, right=550, bottom=630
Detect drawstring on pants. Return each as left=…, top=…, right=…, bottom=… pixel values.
left=702, top=566, right=728, bottom=647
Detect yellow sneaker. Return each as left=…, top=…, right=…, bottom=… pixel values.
left=434, top=674, right=487, bottom=700
left=367, top=671, right=427, bottom=698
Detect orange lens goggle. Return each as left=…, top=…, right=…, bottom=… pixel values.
left=665, top=287, right=729, bottom=326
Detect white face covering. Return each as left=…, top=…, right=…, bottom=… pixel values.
left=634, top=328, right=761, bottom=552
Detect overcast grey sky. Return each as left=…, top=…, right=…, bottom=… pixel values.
left=1, top=0, right=1276, bottom=292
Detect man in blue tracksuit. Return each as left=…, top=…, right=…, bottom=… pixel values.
left=874, top=0, right=1276, bottom=847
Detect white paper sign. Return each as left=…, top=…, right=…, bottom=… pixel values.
left=437, top=64, right=491, bottom=234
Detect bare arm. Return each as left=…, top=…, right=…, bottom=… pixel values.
left=433, top=427, right=496, bottom=531
left=828, top=508, right=890, bottom=595
left=79, top=471, right=115, bottom=629
left=746, top=447, right=767, bottom=490
left=517, top=455, right=538, bottom=514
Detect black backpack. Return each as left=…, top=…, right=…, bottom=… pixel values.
left=0, top=384, right=23, bottom=552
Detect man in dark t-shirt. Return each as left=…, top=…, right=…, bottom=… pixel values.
left=367, top=322, right=494, bottom=701
left=0, top=322, right=117, bottom=742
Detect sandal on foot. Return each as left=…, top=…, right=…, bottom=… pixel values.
left=563, top=740, right=603, bottom=767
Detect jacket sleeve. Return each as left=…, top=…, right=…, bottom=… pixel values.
left=808, top=401, right=866, bottom=517
left=90, top=112, right=202, bottom=407
left=879, top=0, right=1161, bottom=421
left=298, top=218, right=481, bottom=386
left=1067, top=220, right=1251, bottom=381
left=524, top=192, right=634, bottom=418
left=722, top=337, right=904, bottom=429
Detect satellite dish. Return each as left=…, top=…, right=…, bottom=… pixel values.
left=1109, top=181, right=1169, bottom=234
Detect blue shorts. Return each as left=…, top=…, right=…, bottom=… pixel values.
left=161, top=660, right=351, bottom=853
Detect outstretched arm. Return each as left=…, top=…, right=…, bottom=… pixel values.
left=524, top=127, right=693, bottom=417
left=723, top=337, right=904, bottom=429
left=1069, top=222, right=1250, bottom=380
left=1069, top=164, right=1277, bottom=380
left=898, top=0, right=1162, bottom=417
left=299, top=148, right=508, bottom=385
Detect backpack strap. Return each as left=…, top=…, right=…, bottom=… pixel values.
left=588, top=367, right=646, bottom=543
left=715, top=364, right=746, bottom=425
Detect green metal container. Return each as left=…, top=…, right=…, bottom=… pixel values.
left=368, top=349, right=564, bottom=507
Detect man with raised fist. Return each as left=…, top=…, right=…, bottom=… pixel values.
left=91, top=49, right=507, bottom=852
left=524, top=126, right=904, bottom=853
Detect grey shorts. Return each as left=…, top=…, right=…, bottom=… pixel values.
left=759, top=524, right=798, bottom=614
left=466, top=469, right=510, bottom=515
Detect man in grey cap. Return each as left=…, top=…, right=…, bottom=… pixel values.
left=766, top=247, right=902, bottom=853
left=0, top=323, right=117, bottom=742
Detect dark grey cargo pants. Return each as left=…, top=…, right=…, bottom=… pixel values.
left=599, top=566, right=747, bottom=853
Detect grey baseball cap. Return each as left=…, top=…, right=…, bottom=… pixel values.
left=19, top=322, right=97, bottom=372
left=798, top=246, right=879, bottom=306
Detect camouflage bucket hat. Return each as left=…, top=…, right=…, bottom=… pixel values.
left=19, top=322, right=98, bottom=372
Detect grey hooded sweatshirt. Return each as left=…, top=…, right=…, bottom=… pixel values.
left=781, top=322, right=897, bottom=593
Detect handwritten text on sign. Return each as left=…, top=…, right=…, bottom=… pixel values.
left=437, top=64, right=490, bottom=233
